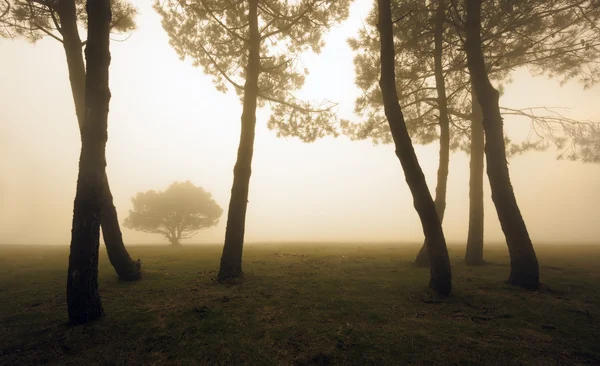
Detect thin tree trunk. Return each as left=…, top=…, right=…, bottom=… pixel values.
left=57, top=0, right=140, bottom=281
left=67, top=0, right=112, bottom=324
left=415, top=0, right=451, bottom=268
left=101, top=174, right=142, bottom=279
left=464, top=0, right=539, bottom=289
left=57, top=0, right=86, bottom=131
left=217, top=0, right=260, bottom=281
left=465, top=87, right=485, bottom=265
left=378, top=0, right=452, bottom=296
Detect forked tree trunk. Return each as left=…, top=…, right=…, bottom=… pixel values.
left=464, top=0, right=539, bottom=289
left=57, top=0, right=140, bottom=281
left=465, top=87, right=485, bottom=265
left=415, top=0, right=451, bottom=268
left=67, top=0, right=112, bottom=324
left=378, top=0, right=452, bottom=296
left=217, top=0, right=261, bottom=281
left=168, top=235, right=181, bottom=246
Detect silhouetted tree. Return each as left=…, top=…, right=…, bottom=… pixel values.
left=464, top=87, right=485, bottom=265
left=377, top=0, right=452, bottom=296
left=0, top=0, right=141, bottom=281
left=464, top=0, right=539, bottom=289
left=124, top=181, right=223, bottom=246
left=345, top=0, right=600, bottom=266
left=67, top=0, right=113, bottom=324
left=413, top=0, right=454, bottom=267
left=155, top=0, right=351, bottom=281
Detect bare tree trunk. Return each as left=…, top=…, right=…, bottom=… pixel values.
left=217, top=0, right=260, bottom=281
left=465, top=87, right=485, bottom=265
left=67, top=0, right=112, bottom=324
left=101, top=174, right=142, bottom=278
left=415, top=0, right=451, bottom=268
left=378, top=0, right=452, bottom=296
left=57, top=0, right=140, bottom=281
left=465, top=0, right=539, bottom=289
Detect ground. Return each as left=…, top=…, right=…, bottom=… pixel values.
left=0, top=243, right=599, bottom=365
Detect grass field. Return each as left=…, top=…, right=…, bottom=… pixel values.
left=0, top=243, right=599, bottom=365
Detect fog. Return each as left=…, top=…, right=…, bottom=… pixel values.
left=1, top=0, right=599, bottom=246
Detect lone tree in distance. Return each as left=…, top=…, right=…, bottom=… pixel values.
left=123, top=181, right=223, bottom=246
left=155, top=0, right=351, bottom=280
left=377, top=0, right=452, bottom=296
left=67, top=0, right=113, bottom=325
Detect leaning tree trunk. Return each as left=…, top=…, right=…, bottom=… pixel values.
left=378, top=0, right=452, bottom=296
left=217, top=0, right=261, bottom=281
left=57, top=0, right=141, bottom=281
left=67, top=0, right=112, bottom=324
left=465, top=87, right=485, bottom=265
left=415, top=0, right=451, bottom=268
left=464, top=0, right=539, bottom=290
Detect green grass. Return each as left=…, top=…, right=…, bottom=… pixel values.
left=0, top=243, right=599, bottom=365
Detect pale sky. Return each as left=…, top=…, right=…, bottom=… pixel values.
left=0, top=0, right=599, bottom=246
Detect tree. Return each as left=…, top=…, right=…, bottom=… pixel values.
left=0, top=0, right=141, bottom=281
left=155, top=0, right=351, bottom=280
left=412, top=0, right=455, bottom=267
left=67, top=0, right=112, bottom=324
left=345, top=0, right=600, bottom=266
left=377, top=0, right=452, bottom=296
left=123, top=181, right=223, bottom=246
left=464, top=0, right=539, bottom=289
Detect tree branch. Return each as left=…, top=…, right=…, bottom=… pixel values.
left=259, top=1, right=314, bottom=40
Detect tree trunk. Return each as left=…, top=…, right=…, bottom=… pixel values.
left=378, top=0, right=452, bottom=296
left=217, top=0, right=261, bottom=281
left=57, top=0, right=86, bottom=132
left=57, top=0, right=141, bottom=281
left=465, top=87, right=485, bottom=265
left=101, top=174, right=142, bottom=279
left=415, top=0, right=451, bottom=268
left=67, top=0, right=112, bottom=324
left=464, top=0, right=539, bottom=290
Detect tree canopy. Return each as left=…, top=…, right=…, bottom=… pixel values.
left=154, top=0, right=352, bottom=142
left=342, top=0, right=600, bottom=161
left=0, top=0, right=136, bottom=43
left=123, top=181, right=223, bottom=246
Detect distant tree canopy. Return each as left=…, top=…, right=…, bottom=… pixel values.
left=123, top=181, right=223, bottom=246
left=0, top=0, right=136, bottom=42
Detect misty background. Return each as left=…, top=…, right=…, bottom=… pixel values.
left=1, top=0, right=599, bottom=246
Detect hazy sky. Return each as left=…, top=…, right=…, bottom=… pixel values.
left=1, top=0, right=599, bottom=246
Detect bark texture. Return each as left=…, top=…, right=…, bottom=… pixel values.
left=57, top=0, right=141, bottom=281
left=378, top=0, right=452, bottom=296
left=465, top=0, right=539, bottom=289
left=67, top=0, right=112, bottom=324
left=217, top=0, right=260, bottom=281
left=465, top=87, right=485, bottom=265
left=415, top=0, right=451, bottom=268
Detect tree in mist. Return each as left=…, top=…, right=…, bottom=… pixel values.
left=464, top=0, right=539, bottom=289
left=155, top=0, right=351, bottom=281
left=377, top=0, right=451, bottom=296
left=0, top=0, right=141, bottom=281
left=67, top=0, right=113, bottom=324
left=344, top=0, right=600, bottom=266
left=123, top=181, right=223, bottom=246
